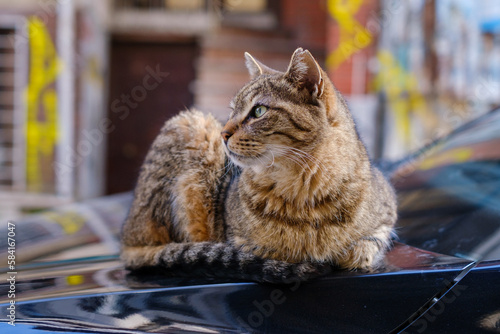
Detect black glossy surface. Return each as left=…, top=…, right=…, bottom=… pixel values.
left=401, top=261, right=500, bottom=334
left=0, top=243, right=473, bottom=333
left=7, top=271, right=460, bottom=333
left=395, top=108, right=500, bottom=262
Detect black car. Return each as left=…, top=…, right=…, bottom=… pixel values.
left=1, top=108, right=500, bottom=333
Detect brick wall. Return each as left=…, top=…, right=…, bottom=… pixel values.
left=193, top=0, right=329, bottom=121
left=280, top=0, right=328, bottom=58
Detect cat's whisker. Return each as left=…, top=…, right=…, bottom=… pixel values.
left=267, top=145, right=315, bottom=174
left=265, top=146, right=303, bottom=167
left=230, top=144, right=323, bottom=174
left=216, top=160, right=231, bottom=173
left=255, top=155, right=268, bottom=168
left=218, top=159, right=235, bottom=181
left=216, top=156, right=234, bottom=171
left=267, top=150, right=275, bottom=168
left=286, top=147, right=328, bottom=173
left=269, top=144, right=329, bottom=175
left=272, top=150, right=311, bottom=173
left=275, top=150, right=311, bottom=173
left=230, top=146, right=278, bottom=169
left=288, top=151, right=316, bottom=174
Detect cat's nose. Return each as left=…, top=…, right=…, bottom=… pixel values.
left=221, top=130, right=233, bottom=143
left=221, top=121, right=236, bottom=144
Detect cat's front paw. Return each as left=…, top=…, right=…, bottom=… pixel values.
left=339, top=237, right=389, bottom=271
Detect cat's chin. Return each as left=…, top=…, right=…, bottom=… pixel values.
left=224, top=151, right=249, bottom=168
left=223, top=146, right=269, bottom=169
left=227, top=154, right=257, bottom=169
left=227, top=152, right=275, bottom=171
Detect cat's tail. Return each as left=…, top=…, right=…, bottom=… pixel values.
left=121, top=242, right=333, bottom=283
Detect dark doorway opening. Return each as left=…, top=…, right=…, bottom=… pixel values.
left=106, top=38, right=198, bottom=194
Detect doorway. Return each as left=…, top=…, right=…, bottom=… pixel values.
left=106, top=38, right=198, bottom=194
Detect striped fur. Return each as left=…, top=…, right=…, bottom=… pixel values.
left=121, top=48, right=397, bottom=282
left=123, top=243, right=332, bottom=283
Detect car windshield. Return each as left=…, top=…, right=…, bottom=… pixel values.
left=393, top=108, right=500, bottom=262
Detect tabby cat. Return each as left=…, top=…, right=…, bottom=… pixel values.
left=121, top=48, right=397, bottom=283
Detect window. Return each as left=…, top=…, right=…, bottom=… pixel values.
left=0, top=19, right=28, bottom=193
left=0, top=28, right=15, bottom=189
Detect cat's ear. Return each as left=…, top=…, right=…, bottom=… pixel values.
left=286, top=48, right=324, bottom=98
left=245, top=52, right=279, bottom=79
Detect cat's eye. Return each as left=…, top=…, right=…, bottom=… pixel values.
left=253, top=105, right=268, bottom=118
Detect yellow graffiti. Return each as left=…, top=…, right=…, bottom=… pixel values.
left=44, top=210, right=86, bottom=235
left=327, top=0, right=373, bottom=69
left=66, top=275, right=85, bottom=286
left=26, top=17, right=61, bottom=191
left=419, top=148, right=473, bottom=171
left=373, top=50, right=437, bottom=147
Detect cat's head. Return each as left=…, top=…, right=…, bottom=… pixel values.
left=221, top=47, right=340, bottom=169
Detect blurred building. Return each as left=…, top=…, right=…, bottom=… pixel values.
left=0, top=0, right=109, bottom=219
left=1, top=0, right=500, bottom=218
left=376, top=0, right=500, bottom=159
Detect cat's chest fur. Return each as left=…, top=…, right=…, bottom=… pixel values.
left=223, top=145, right=371, bottom=263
